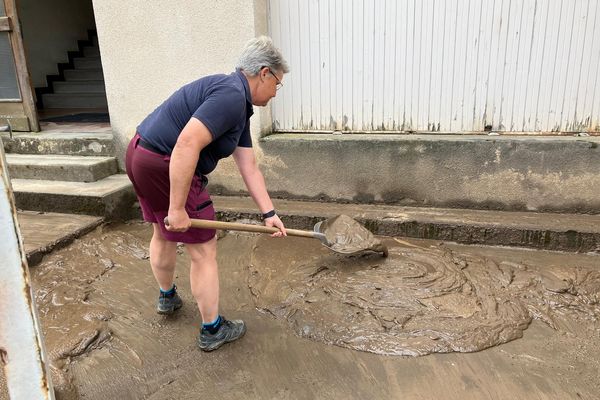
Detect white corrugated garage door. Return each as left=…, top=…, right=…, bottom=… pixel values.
left=269, top=0, right=600, bottom=134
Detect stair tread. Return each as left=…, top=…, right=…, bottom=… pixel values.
left=64, top=68, right=103, bottom=72
left=3, top=132, right=113, bottom=140
left=42, top=92, right=108, bottom=108
left=74, top=56, right=100, bottom=60
left=63, top=69, right=104, bottom=81
left=2, top=132, right=114, bottom=156
left=43, top=93, right=107, bottom=97
left=83, top=48, right=100, bottom=56
left=73, top=58, right=102, bottom=69
left=6, top=154, right=116, bottom=166
left=53, top=87, right=106, bottom=94
left=54, top=80, right=105, bottom=84
left=12, top=174, right=132, bottom=197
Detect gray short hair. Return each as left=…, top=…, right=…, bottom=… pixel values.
left=236, top=36, right=290, bottom=76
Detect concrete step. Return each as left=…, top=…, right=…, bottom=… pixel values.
left=42, top=92, right=108, bottom=108
left=209, top=196, right=600, bottom=253
left=53, top=80, right=105, bottom=94
left=83, top=46, right=100, bottom=57
left=63, top=68, right=104, bottom=81
left=12, top=174, right=136, bottom=219
left=73, top=56, right=102, bottom=70
left=2, top=131, right=115, bottom=156
left=6, top=154, right=118, bottom=182
left=18, top=211, right=103, bottom=266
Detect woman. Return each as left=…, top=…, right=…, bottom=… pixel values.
left=125, top=36, right=289, bottom=352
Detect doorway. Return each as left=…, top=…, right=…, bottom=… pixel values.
left=1, top=0, right=109, bottom=133
left=0, top=0, right=38, bottom=131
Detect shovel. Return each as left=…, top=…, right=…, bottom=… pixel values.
left=167, top=215, right=388, bottom=257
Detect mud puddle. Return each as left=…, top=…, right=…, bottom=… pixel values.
left=1, top=222, right=599, bottom=399
left=249, top=237, right=600, bottom=356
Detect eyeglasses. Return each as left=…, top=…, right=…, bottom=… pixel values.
left=269, top=70, right=283, bottom=91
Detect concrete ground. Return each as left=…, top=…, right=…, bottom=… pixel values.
left=1, top=203, right=599, bottom=399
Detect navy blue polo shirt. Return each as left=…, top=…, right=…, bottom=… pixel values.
left=137, top=70, right=254, bottom=175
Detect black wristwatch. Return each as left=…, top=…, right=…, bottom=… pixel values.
left=262, top=209, right=276, bottom=219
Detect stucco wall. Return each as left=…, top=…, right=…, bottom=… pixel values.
left=18, top=0, right=96, bottom=87
left=92, top=0, right=271, bottom=191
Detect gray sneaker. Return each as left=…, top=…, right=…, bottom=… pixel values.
left=156, top=287, right=183, bottom=315
left=198, top=318, right=246, bottom=352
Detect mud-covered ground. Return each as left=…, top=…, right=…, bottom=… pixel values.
left=2, top=221, right=600, bottom=399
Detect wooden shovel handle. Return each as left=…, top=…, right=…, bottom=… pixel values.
left=187, top=218, right=318, bottom=239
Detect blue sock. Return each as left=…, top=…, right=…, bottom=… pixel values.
left=202, top=315, right=222, bottom=334
left=160, top=285, right=176, bottom=296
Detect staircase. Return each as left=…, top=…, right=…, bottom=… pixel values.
left=1, top=130, right=135, bottom=219
left=36, top=30, right=107, bottom=109
left=0, top=30, right=136, bottom=219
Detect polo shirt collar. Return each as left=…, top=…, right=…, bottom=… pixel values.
left=235, top=69, right=254, bottom=111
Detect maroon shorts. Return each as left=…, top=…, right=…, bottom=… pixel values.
left=125, top=133, right=216, bottom=243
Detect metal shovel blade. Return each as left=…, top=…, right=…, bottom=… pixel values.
left=313, top=215, right=388, bottom=257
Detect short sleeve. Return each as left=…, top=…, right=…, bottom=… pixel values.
left=192, top=85, right=246, bottom=140
left=237, top=123, right=252, bottom=148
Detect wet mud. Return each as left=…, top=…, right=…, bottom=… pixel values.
left=2, top=221, right=600, bottom=399
left=317, top=214, right=387, bottom=255
left=249, top=238, right=600, bottom=356
left=28, top=224, right=153, bottom=398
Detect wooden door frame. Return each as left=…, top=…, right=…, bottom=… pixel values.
left=1, top=0, right=39, bottom=131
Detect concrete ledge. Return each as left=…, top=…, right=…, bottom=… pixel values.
left=222, top=134, right=600, bottom=213
left=6, top=154, right=118, bottom=182
left=2, top=131, right=115, bottom=156
left=12, top=175, right=136, bottom=219
left=209, top=196, right=600, bottom=253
